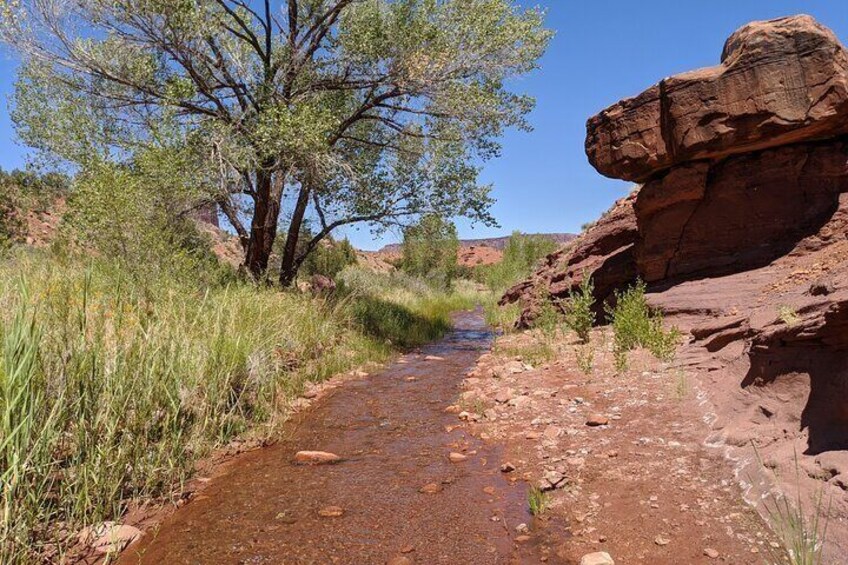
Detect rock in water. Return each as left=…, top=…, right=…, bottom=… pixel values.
left=294, top=451, right=342, bottom=465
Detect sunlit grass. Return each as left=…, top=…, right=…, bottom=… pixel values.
left=0, top=252, right=480, bottom=562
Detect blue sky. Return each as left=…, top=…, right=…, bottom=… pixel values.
left=1, top=1, right=846, bottom=250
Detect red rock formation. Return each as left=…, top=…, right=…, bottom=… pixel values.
left=587, top=15, right=848, bottom=182
left=509, top=15, right=848, bottom=559
left=635, top=138, right=848, bottom=282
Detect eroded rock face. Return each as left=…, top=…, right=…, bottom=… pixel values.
left=587, top=15, right=848, bottom=182
left=517, top=15, right=848, bottom=559
left=635, top=138, right=848, bottom=282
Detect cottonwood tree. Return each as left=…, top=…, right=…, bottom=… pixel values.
left=0, top=0, right=551, bottom=284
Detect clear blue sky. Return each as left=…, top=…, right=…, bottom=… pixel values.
left=1, top=1, right=846, bottom=250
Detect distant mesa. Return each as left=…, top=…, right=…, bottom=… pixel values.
left=378, top=233, right=577, bottom=254
left=374, top=233, right=577, bottom=268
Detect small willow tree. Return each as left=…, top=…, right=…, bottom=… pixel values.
left=400, top=213, right=459, bottom=287
left=0, top=0, right=551, bottom=283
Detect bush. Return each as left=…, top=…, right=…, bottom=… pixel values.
left=399, top=214, right=460, bottom=289
left=476, top=232, right=558, bottom=291
left=564, top=274, right=595, bottom=343
left=605, top=280, right=680, bottom=371
left=65, top=161, right=230, bottom=286
left=483, top=300, right=521, bottom=334
left=301, top=238, right=358, bottom=279
left=535, top=293, right=562, bottom=343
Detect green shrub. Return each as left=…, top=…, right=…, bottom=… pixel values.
left=535, top=293, right=562, bottom=343
left=476, top=231, right=558, bottom=292
left=564, top=274, right=595, bottom=343
left=399, top=214, right=460, bottom=289
left=301, top=238, right=358, bottom=279
left=483, top=299, right=521, bottom=334
left=66, top=161, right=230, bottom=286
left=605, top=280, right=680, bottom=371
left=528, top=485, right=550, bottom=516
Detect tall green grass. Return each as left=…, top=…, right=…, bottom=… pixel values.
left=0, top=253, right=478, bottom=562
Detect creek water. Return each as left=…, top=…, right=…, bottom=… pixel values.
left=118, top=310, right=538, bottom=564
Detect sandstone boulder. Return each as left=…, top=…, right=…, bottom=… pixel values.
left=587, top=15, right=848, bottom=182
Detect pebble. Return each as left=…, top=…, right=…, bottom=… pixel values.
left=294, top=451, right=342, bottom=465
left=580, top=552, right=615, bottom=565
left=654, top=535, right=670, bottom=546
left=703, top=548, right=719, bottom=559
left=586, top=414, right=609, bottom=427
left=419, top=483, right=442, bottom=494
left=543, top=425, right=563, bottom=440
left=318, top=506, right=344, bottom=517
left=448, top=452, right=468, bottom=463
left=494, top=389, right=514, bottom=404
left=501, top=462, right=516, bottom=473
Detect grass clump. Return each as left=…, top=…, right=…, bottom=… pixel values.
left=778, top=305, right=801, bottom=327
left=673, top=369, right=689, bottom=400
left=564, top=274, right=595, bottom=343
left=754, top=447, right=831, bottom=565
left=605, top=280, right=681, bottom=372
left=476, top=232, right=558, bottom=292
left=528, top=485, right=550, bottom=516
left=483, top=299, right=521, bottom=334
left=575, top=344, right=594, bottom=376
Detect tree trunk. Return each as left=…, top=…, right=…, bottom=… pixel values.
left=279, top=183, right=311, bottom=287
left=244, top=168, right=281, bottom=280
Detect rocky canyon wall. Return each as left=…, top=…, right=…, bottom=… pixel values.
left=504, top=15, right=848, bottom=560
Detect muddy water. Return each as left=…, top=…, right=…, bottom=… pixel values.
left=119, top=310, right=535, bottom=564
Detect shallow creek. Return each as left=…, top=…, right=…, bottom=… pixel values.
left=118, top=310, right=541, bottom=564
